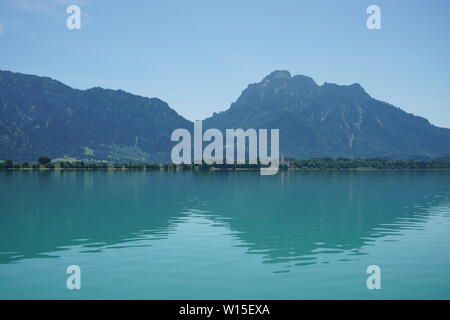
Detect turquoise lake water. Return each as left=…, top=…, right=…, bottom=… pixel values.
left=1, top=170, right=450, bottom=299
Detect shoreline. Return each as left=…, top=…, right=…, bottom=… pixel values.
left=2, top=167, right=450, bottom=172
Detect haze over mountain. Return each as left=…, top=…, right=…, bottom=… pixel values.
left=1, top=69, right=449, bottom=162
left=205, top=70, right=450, bottom=159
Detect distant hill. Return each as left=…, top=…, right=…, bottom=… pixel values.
left=0, top=70, right=191, bottom=162
left=205, top=70, right=450, bottom=159
left=1, top=69, right=450, bottom=162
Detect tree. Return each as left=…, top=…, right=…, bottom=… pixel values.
left=2, top=160, right=13, bottom=168
left=38, top=156, right=52, bottom=166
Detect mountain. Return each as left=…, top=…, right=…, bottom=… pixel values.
left=205, top=70, right=450, bottom=159
left=0, top=70, right=191, bottom=162
left=1, top=69, right=450, bottom=162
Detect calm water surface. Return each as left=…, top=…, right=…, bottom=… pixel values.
left=1, top=170, right=450, bottom=299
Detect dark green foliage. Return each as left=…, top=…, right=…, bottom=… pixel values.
left=59, top=161, right=71, bottom=169
left=98, top=162, right=109, bottom=169
left=113, top=163, right=124, bottom=169
left=1, top=158, right=450, bottom=171
left=2, top=160, right=13, bottom=168
left=145, top=164, right=161, bottom=170
left=21, top=162, right=30, bottom=168
left=289, top=158, right=450, bottom=170
left=38, top=156, right=51, bottom=166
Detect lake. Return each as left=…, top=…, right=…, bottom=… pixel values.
left=1, top=170, right=450, bottom=299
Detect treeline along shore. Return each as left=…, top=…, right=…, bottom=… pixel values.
left=2, top=157, right=450, bottom=171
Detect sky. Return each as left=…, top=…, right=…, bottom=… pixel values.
left=1, top=0, right=450, bottom=127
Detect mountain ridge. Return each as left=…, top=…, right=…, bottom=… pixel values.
left=1, top=69, right=449, bottom=161
left=204, top=70, right=450, bottom=159
left=0, top=69, right=191, bottom=162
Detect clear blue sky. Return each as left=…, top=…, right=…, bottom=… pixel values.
left=1, top=0, right=450, bottom=127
